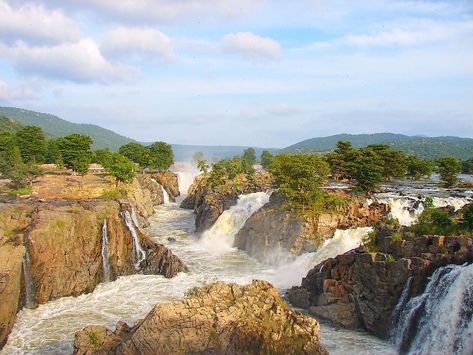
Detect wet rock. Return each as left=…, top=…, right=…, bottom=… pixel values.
left=74, top=280, right=327, bottom=355
left=151, top=171, right=179, bottom=201
left=287, top=235, right=473, bottom=338
left=142, top=243, right=188, bottom=277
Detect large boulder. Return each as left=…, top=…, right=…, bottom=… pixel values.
left=235, top=192, right=388, bottom=263
left=287, top=235, right=473, bottom=338
left=73, top=280, right=327, bottom=355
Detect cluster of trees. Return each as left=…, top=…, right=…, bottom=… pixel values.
left=0, top=123, right=175, bottom=189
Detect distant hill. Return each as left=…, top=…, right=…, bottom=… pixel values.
left=282, top=133, right=473, bottom=160
left=0, top=116, right=23, bottom=134
left=0, top=107, right=134, bottom=150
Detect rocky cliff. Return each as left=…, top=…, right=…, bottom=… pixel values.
left=0, top=173, right=187, bottom=349
left=151, top=171, right=179, bottom=201
left=73, top=280, right=327, bottom=355
left=234, top=192, right=388, bottom=263
left=181, top=172, right=272, bottom=233
left=287, top=235, right=473, bottom=338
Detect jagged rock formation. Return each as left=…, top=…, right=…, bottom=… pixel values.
left=151, top=171, right=179, bottom=201
left=234, top=192, right=388, bottom=262
left=0, top=174, right=187, bottom=349
left=287, top=235, right=473, bottom=338
left=73, top=280, right=327, bottom=355
left=180, top=172, right=272, bottom=233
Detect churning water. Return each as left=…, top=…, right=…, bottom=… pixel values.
left=3, top=196, right=394, bottom=354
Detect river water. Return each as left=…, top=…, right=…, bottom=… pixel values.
left=2, top=196, right=396, bottom=354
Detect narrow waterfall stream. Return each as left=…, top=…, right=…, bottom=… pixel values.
left=22, top=236, right=36, bottom=309
left=121, top=209, right=146, bottom=270
left=101, top=220, right=110, bottom=283
left=3, top=197, right=394, bottom=354
left=160, top=185, right=170, bottom=204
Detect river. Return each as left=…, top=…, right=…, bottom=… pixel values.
left=2, top=196, right=395, bottom=354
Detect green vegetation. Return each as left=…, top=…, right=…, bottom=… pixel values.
left=46, top=137, right=63, bottom=164
left=437, top=156, right=462, bottom=187
left=207, top=156, right=254, bottom=188
left=193, top=151, right=205, bottom=163
left=147, top=141, right=174, bottom=171
left=92, top=148, right=113, bottom=168
left=462, top=157, right=473, bottom=174
left=101, top=188, right=128, bottom=200
left=107, top=153, right=136, bottom=187
left=15, top=125, right=47, bottom=163
left=197, top=159, right=210, bottom=173
left=348, top=153, right=384, bottom=193
left=242, top=147, right=256, bottom=169
left=260, top=150, right=274, bottom=169
left=0, top=116, right=23, bottom=133
left=58, top=134, right=93, bottom=174
left=118, top=142, right=149, bottom=167
left=406, top=155, right=434, bottom=180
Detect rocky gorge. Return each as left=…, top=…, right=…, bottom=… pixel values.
left=0, top=172, right=186, bottom=349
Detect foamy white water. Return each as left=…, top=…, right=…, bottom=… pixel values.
left=121, top=210, right=146, bottom=270
left=172, top=162, right=200, bottom=194
left=2, top=198, right=394, bottom=354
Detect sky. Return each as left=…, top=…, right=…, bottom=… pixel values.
left=0, top=0, right=472, bottom=148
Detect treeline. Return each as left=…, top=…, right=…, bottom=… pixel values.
left=0, top=125, right=174, bottom=190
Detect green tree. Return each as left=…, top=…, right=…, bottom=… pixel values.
left=46, top=138, right=64, bottom=165
left=437, top=156, right=462, bottom=187
left=406, top=156, right=434, bottom=180
left=15, top=125, right=47, bottom=163
left=378, top=149, right=407, bottom=181
left=461, top=203, right=473, bottom=231
left=260, top=150, right=274, bottom=169
left=118, top=142, right=149, bottom=167
left=147, top=141, right=174, bottom=171
left=193, top=151, right=205, bottom=163
left=197, top=159, right=210, bottom=173
left=93, top=148, right=114, bottom=168
left=71, top=153, right=90, bottom=176
left=108, top=153, right=135, bottom=187
left=462, top=157, right=473, bottom=174
left=0, top=133, right=22, bottom=177
left=348, top=151, right=383, bottom=194
left=269, top=153, right=329, bottom=213
left=242, top=147, right=256, bottom=170
left=325, top=141, right=355, bottom=180
left=59, top=134, right=93, bottom=169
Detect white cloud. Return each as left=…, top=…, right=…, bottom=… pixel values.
left=266, top=102, right=303, bottom=115
left=1, top=39, right=136, bottom=83
left=0, top=79, right=35, bottom=100
left=0, top=0, right=81, bottom=44
left=101, top=27, right=175, bottom=61
left=222, top=32, right=281, bottom=61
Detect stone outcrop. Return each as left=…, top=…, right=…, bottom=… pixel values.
left=287, top=235, right=473, bottom=338
left=151, top=171, right=179, bottom=201
left=234, top=192, right=388, bottom=263
left=0, top=173, right=187, bottom=349
left=181, top=172, right=272, bottom=233
left=73, top=280, right=327, bottom=355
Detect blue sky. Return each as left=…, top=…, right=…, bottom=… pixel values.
left=0, top=0, right=472, bottom=147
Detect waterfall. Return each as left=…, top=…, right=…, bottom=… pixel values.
left=101, top=220, right=111, bottom=282
left=22, top=236, right=36, bottom=309
left=432, top=197, right=470, bottom=211
left=301, top=227, right=373, bottom=268
left=121, top=210, right=147, bottom=270
left=200, top=192, right=271, bottom=252
left=161, top=185, right=170, bottom=204
left=377, top=197, right=424, bottom=226
left=390, top=263, right=473, bottom=354
left=173, top=163, right=200, bottom=194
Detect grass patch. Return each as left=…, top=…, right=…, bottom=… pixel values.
left=101, top=188, right=127, bottom=200
left=8, top=186, right=32, bottom=197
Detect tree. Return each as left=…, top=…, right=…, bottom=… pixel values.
left=59, top=134, right=93, bottom=169
left=462, top=157, right=473, bottom=174
left=242, top=147, right=256, bottom=165
left=118, top=142, right=149, bottom=167
left=197, top=159, right=210, bottom=173
left=46, top=138, right=64, bottom=164
left=108, top=153, right=135, bottom=187
left=269, top=153, right=329, bottom=213
left=406, top=156, right=434, bottom=180
left=378, top=149, right=407, bottom=181
left=437, top=156, right=462, bottom=187
left=348, top=151, right=383, bottom=194
left=93, top=148, right=114, bottom=168
left=462, top=203, right=473, bottom=231
left=260, top=150, right=274, bottom=169
left=325, top=141, right=355, bottom=180
left=71, top=153, right=90, bottom=177
left=147, top=141, right=174, bottom=171
left=15, top=126, right=47, bottom=163
left=0, top=133, right=21, bottom=177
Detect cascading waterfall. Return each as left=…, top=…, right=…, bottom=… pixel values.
left=200, top=192, right=271, bottom=252
left=175, top=167, right=199, bottom=195
left=101, top=220, right=111, bottom=282
left=121, top=210, right=147, bottom=270
left=161, top=185, right=170, bottom=204
left=390, top=263, right=473, bottom=355
left=22, top=236, right=36, bottom=309
left=432, top=197, right=471, bottom=211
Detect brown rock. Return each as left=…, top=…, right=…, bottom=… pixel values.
left=73, top=280, right=327, bottom=355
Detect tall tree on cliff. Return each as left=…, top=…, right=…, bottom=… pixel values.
left=348, top=150, right=384, bottom=194
left=108, top=153, right=136, bottom=187
left=147, top=141, right=174, bottom=171
left=15, top=125, right=47, bottom=163
left=118, top=142, right=150, bottom=168
left=58, top=134, right=93, bottom=173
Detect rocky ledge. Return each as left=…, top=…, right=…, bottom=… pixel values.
left=234, top=191, right=389, bottom=263
left=73, top=280, right=327, bottom=355
left=287, top=235, right=473, bottom=338
left=181, top=171, right=272, bottom=233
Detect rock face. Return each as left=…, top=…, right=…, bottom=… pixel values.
left=0, top=173, right=187, bottom=349
left=151, top=171, right=179, bottom=201
left=287, top=235, right=473, bottom=338
left=234, top=192, right=388, bottom=263
left=181, top=172, right=272, bottom=233
left=73, top=280, right=327, bottom=355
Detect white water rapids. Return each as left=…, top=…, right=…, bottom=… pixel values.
left=2, top=195, right=394, bottom=354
